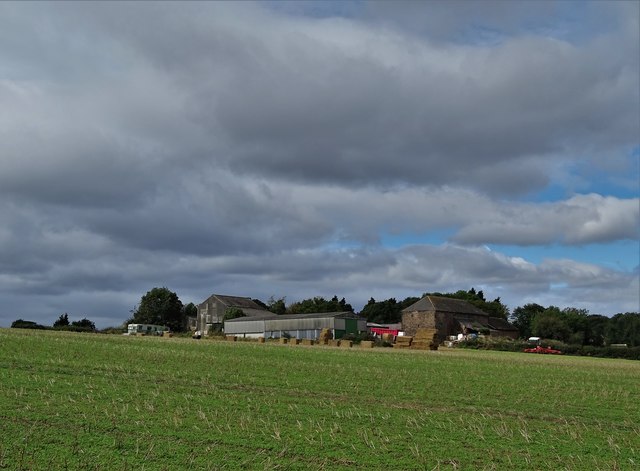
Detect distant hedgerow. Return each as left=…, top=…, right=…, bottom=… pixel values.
left=457, top=337, right=640, bottom=360
left=10, top=319, right=50, bottom=330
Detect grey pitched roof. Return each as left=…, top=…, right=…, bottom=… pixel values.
left=402, top=295, right=488, bottom=316
left=225, top=311, right=357, bottom=323
left=456, top=318, right=488, bottom=331
left=207, top=294, right=267, bottom=310
left=487, top=317, right=518, bottom=331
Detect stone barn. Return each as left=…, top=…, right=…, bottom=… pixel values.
left=401, top=295, right=518, bottom=341
left=196, top=294, right=268, bottom=335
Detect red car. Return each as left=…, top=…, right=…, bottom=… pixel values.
left=524, top=345, right=562, bottom=354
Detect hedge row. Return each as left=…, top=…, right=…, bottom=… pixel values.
left=457, top=337, right=640, bottom=360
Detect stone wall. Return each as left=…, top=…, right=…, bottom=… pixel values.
left=435, top=311, right=456, bottom=340
left=402, top=311, right=436, bottom=337
left=402, top=310, right=491, bottom=341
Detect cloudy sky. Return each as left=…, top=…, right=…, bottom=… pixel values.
left=1, top=1, right=638, bottom=328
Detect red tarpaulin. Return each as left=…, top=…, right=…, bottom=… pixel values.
left=370, top=328, right=399, bottom=336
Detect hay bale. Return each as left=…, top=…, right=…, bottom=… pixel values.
left=328, top=339, right=341, bottom=347
left=411, top=328, right=440, bottom=350
left=381, top=333, right=394, bottom=343
left=359, top=341, right=374, bottom=348
left=279, top=337, right=288, bottom=344
left=414, top=328, right=438, bottom=341
left=226, top=335, right=237, bottom=342
left=258, top=337, right=265, bottom=343
left=318, top=328, right=333, bottom=343
left=393, top=336, right=413, bottom=349
left=301, top=339, right=314, bottom=346
left=340, top=340, right=353, bottom=348
left=289, top=338, right=300, bottom=345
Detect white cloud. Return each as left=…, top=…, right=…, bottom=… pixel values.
left=274, top=184, right=639, bottom=246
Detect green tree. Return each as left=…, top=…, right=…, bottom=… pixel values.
left=531, top=307, right=571, bottom=342
left=287, top=297, right=323, bottom=314
left=561, top=307, right=589, bottom=345
left=584, top=315, right=609, bottom=347
left=287, top=296, right=354, bottom=314
left=131, top=287, right=184, bottom=332
left=359, top=296, right=420, bottom=324
left=606, top=312, right=640, bottom=346
left=71, top=318, right=96, bottom=331
left=360, top=297, right=401, bottom=324
left=53, top=313, right=70, bottom=328
left=336, top=296, right=353, bottom=312
left=252, top=299, right=268, bottom=309
left=510, top=303, right=545, bottom=338
left=223, top=307, right=245, bottom=321
left=481, top=297, right=510, bottom=319
left=182, top=303, right=198, bottom=329
left=10, top=319, right=48, bottom=330
left=267, top=296, right=287, bottom=315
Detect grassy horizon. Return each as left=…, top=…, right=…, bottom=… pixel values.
left=0, top=328, right=638, bottom=470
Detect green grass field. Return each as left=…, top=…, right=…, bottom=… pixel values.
left=0, top=329, right=638, bottom=470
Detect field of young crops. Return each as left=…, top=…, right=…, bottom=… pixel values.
left=0, top=329, right=637, bottom=470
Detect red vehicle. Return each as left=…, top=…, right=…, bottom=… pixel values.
left=524, top=345, right=562, bottom=354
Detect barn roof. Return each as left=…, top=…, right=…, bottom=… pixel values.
left=200, top=294, right=267, bottom=311
left=402, top=296, right=488, bottom=316
left=487, top=317, right=518, bottom=332
left=225, top=311, right=357, bottom=323
left=456, top=319, right=488, bottom=331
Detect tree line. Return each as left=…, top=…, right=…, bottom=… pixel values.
left=128, top=290, right=355, bottom=330
left=11, top=314, right=97, bottom=332
left=127, top=287, right=638, bottom=346
left=359, top=288, right=510, bottom=324
left=12, top=286, right=637, bottom=346
left=509, top=304, right=639, bottom=347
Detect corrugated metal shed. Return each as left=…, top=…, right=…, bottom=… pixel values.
left=224, top=319, right=265, bottom=334
left=265, top=316, right=335, bottom=331
left=225, top=312, right=365, bottom=339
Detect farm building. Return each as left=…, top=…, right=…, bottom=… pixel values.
left=224, top=312, right=367, bottom=340
left=402, top=295, right=519, bottom=341
left=196, top=294, right=268, bottom=335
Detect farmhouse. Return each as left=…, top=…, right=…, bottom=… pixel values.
left=224, top=312, right=367, bottom=340
left=402, top=295, right=518, bottom=341
left=197, top=294, right=268, bottom=334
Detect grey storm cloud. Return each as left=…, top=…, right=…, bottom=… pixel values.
left=141, top=244, right=639, bottom=315
left=0, top=1, right=637, bottom=328
left=2, top=2, right=636, bottom=198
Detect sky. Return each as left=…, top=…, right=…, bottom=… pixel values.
left=0, top=1, right=638, bottom=329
